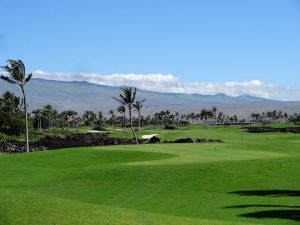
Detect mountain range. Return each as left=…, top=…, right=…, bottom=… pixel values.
left=0, top=78, right=299, bottom=117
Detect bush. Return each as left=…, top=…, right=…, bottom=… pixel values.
left=179, top=121, right=189, bottom=126
left=0, top=132, right=11, bottom=141
left=0, top=116, right=24, bottom=136
left=164, top=124, right=176, bottom=130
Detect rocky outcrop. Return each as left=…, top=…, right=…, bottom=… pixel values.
left=0, top=133, right=224, bottom=154
left=171, top=137, right=223, bottom=143
left=148, top=136, right=160, bottom=144
left=245, top=126, right=300, bottom=133
left=0, top=133, right=142, bottom=153
left=0, top=139, right=46, bottom=153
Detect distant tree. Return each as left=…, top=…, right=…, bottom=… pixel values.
left=67, top=110, right=78, bottom=128
left=250, top=113, right=261, bottom=123
left=233, top=115, right=238, bottom=124
left=200, top=109, right=208, bottom=125
left=109, top=109, right=116, bottom=132
left=98, top=111, right=104, bottom=127
left=217, top=111, right=225, bottom=125
left=83, top=111, right=97, bottom=127
left=0, top=91, right=21, bottom=118
left=113, top=87, right=138, bottom=144
left=57, top=110, right=77, bottom=131
left=133, top=99, right=145, bottom=131
left=0, top=60, right=32, bottom=152
left=174, top=112, right=179, bottom=125
left=0, top=91, right=24, bottom=135
left=43, top=105, right=54, bottom=133
left=116, top=105, right=126, bottom=131
left=32, top=109, right=43, bottom=131
left=212, top=106, right=217, bottom=126
left=206, top=109, right=214, bottom=127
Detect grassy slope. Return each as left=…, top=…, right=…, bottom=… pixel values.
left=0, top=126, right=299, bottom=225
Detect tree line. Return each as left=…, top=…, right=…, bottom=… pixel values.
left=1, top=60, right=300, bottom=149
left=3, top=88, right=299, bottom=138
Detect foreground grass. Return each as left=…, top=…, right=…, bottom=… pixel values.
left=0, top=126, right=299, bottom=225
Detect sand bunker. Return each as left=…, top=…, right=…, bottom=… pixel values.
left=142, top=134, right=159, bottom=139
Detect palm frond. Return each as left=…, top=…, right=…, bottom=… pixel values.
left=6, top=59, right=24, bottom=81
left=25, top=73, right=32, bottom=83
left=0, top=75, right=17, bottom=84
left=17, top=60, right=26, bottom=76
left=132, top=88, right=136, bottom=103
left=112, top=96, right=126, bottom=105
left=1, top=65, right=11, bottom=73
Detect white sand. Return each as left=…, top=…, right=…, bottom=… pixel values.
left=141, top=134, right=159, bottom=139
left=87, top=130, right=110, bottom=133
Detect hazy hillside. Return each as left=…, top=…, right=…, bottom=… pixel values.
left=0, top=78, right=299, bottom=117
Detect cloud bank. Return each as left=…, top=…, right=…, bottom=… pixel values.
left=33, top=70, right=300, bottom=101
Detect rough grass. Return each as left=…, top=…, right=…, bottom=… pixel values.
left=0, top=125, right=299, bottom=225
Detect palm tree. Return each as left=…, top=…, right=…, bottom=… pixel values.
left=109, top=109, right=116, bottom=132
left=0, top=60, right=32, bottom=152
left=43, top=105, right=54, bottom=133
left=98, top=111, right=104, bottom=127
left=116, top=105, right=126, bottom=131
left=133, top=99, right=145, bottom=131
left=174, top=112, right=179, bottom=125
left=113, top=87, right=138, bottom=144
left=211, top=106, right=217, bottom=126
left=82, top=110, right=97, bottom=127
left=32, top=109, right=43, bottom=131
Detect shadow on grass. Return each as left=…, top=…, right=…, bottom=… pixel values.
left=225, top=204, right=300, bottom=209
left=230, top=190, right=300, bottom=197
left=240, top=210, right=300, bottom=222
left=227, top=190, right=300, bottom=222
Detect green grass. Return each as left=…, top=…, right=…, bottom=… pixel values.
left=0, top=125, right=299, bottom=225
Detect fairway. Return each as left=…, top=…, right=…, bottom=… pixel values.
left=0, top=126, right=299, bottom=225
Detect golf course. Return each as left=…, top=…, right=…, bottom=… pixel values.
left=0, top=125, right=299, bottom=225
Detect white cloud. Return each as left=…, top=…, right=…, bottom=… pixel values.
left=33, top=70, right=300, bottom=101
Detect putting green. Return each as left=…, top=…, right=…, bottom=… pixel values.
left=97, top=143, right=289, bottom=165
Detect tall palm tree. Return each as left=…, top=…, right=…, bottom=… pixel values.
left=113, top=87, right=138, bottom=144
left=133, top=99, right=145, bottom=132
left=0, top=60, right=32, bottom=152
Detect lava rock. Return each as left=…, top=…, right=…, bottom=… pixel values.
left=149, top=136, right=160, bottom=144
left=246, top=126, right=300, bottom=133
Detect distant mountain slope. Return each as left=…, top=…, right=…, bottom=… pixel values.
left=0, top=78, right=299, bottom=117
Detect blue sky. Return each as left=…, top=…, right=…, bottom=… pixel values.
left=0, top=0, right=300, bottom=99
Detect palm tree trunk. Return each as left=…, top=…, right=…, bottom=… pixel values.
left=123, top=113, right=126, bottom=132
left=138, top=111, right=141, bottom=132
left=113, top=118, right=115, bottom=132
left=129, top=108, right=138, bottom=144
left=21, top=86, right=29, bottom=153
